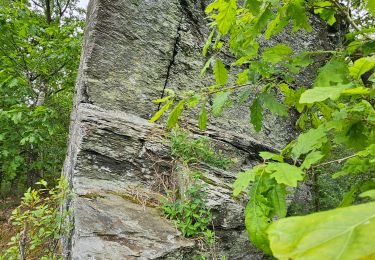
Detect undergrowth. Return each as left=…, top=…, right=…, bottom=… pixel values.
left=161, top=175, right=214, bottom=245
left=170, top=129, right=232, bottom=169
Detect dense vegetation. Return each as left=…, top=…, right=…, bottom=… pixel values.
left=0, top=0, right=84, bottom=258
left=0, top=0, right=84, bottom=197
left=153, top=0, right=375, bottom=258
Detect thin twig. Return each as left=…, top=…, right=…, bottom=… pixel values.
left=311, top=154, right=357, bottom=169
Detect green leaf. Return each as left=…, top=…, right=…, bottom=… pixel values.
left=339, top=185, right=359, bottom=207
left=206, top=0, right=237, bottom=35
left=299, top=85, right=350, bottom=104
left=187, top=94, right=201, bottom=109
left=200, top=57, right=213, bottom=78
left=245, top=0, right=262, bottom=14
left=349, top=56, right=375, bottom=80
left=198, top=103, right=208, bottom=130
left=342, top=86, right=370, bottom=95
left=262, top=44, right=293, bottom=64
left=245, top=176, right=272, bottom=255
left=314, top=58, right=349, bottom=88
left=202, top=30, right=215, bottom=57
left=236, top=69, right=249, bottom=85
left=332, top=157, right=371, bottom=178
left=152, top=95, right=171, bottom=103
left=259, top=151, right=284, bottom=162
left=265, top=14, right=289, bottom=39
left=266, top=163, right=304, bottom=187
left=301, top=151, right=324, bottom=170
left=291, top=125, right=327, bottom=159
left=259, top=92, right=288, bottom=116
left=268, top=202, right=375, bottom=260
left=286, top=0, right=312, bottom=32
left=360, top=189, right=375, bottom=200
left=269, top=184, right=287, bottom=218
left=250, top=97, right=263, bottom=132
left=149, top=99, right=174, bottom=123
left=212, top=91, right=230, bottom=117
left=313, top=1, right=336, bottom=26
left=167, top=100, right=185, bottom=129
left=214, top=59, right=229, bottom=85
left=367, top=0, right=375, bottom=16
left=233, top=168, right=257, bottom=197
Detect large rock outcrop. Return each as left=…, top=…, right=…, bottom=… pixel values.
left=63, top=0, right=334, bottom=259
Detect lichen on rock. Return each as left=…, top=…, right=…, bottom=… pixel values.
left=62, top=0, right=335, bottom=259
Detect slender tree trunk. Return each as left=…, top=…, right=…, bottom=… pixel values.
left=45, top=0, right=52, bottom=23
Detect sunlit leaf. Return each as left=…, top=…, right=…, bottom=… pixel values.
left=268, top=202, right=375, bottom=260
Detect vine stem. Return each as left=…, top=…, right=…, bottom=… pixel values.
left=311, top=154, right=357, bottom=169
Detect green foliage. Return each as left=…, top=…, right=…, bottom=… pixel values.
left=0, top=1, right=84, bottom=196
left=170, top=129, right=232, bottom=169
left=267, top=202, right=375, bottom=260
left=161, top=177, right=214, bottom=245
left=1, top=178, right=71, bottom=260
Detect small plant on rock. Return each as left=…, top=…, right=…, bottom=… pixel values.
left=161, top=175, right=214, bottom=246
left=170, top=129, right=232, bottom=169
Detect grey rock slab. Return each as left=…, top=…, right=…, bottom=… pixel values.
left=63, top=0, right=338, bottom=258
left=71, top=193, right=195, bottom=259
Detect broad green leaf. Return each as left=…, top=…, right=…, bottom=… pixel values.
left=266, top=163, right=304, bottom=187
left=233, top=168, right=257, bottom=196
left=349, top=56, right=375, bottom=80
left=259, top=92, right=288, bottom=116
left=250, top=97, right=263, bottom=132
left=245, top=0, right=262, bottom=14
left=214, top=59, right=229, bottom=85
left=299, top=85, right=349, bottom=104
left=206, top=0, right=237, bottom=35
left=360, top=189, right=375, bottom=200
left=313, top=1, right=336, bottom=25
left=301, top=151, right=324, bottom=170
left=286, top=0, right=312, bottom=32
left=314, top=58, right=349, bottom=88
left=149, top=99, right=174, bottom=123
left=198, top=103, right=208, bottom=130
left=262, top=44, right=292, bottom=64
left=236, top=69, right=249, bottom=85
left=167, top=100, right=185, bottom=129
left=212, top=91, right=230, bottom=117
left=245, top=176, right=272, bottom=255
left=291, top=125, right=327, bottom=159
left=268, top=202, right=375, bottom=260
left=259, top=151, right=284, bottom=162
left=269, top=184, right=287, bottom=218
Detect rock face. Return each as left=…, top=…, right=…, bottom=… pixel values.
left=63, top=0, right=333, bottom=259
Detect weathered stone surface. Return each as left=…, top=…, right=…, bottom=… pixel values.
left=63, top=0, right=334, bottom=258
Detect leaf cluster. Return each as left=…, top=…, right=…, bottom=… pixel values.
left=0, top=178, right=71, bottom=260
left=161, top=178, right=214, bottom=245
